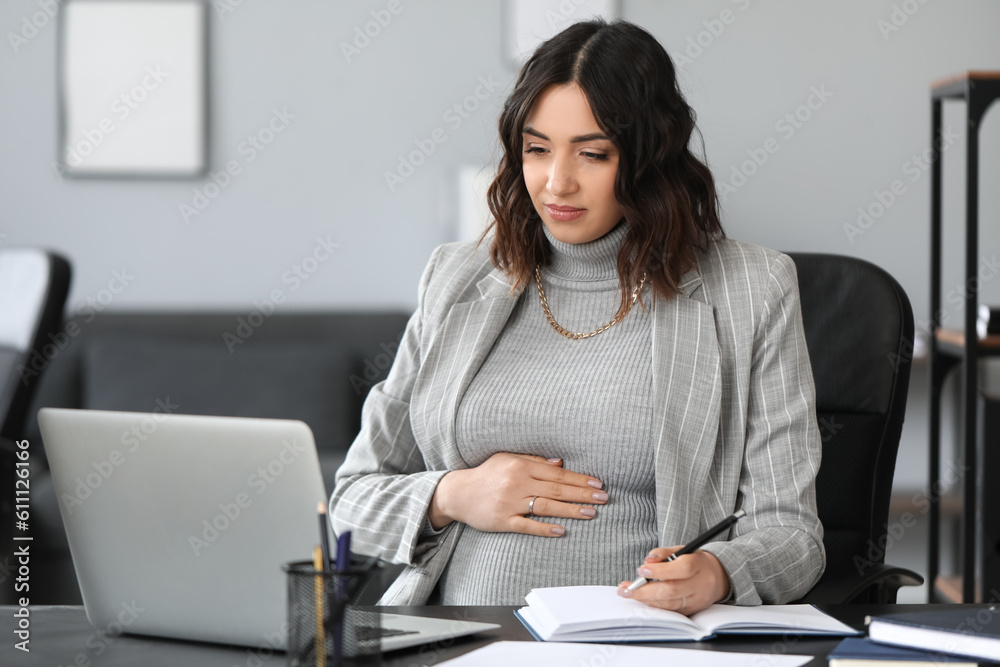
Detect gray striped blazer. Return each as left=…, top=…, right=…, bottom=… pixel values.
left=329, top=234, right=826, bottom=606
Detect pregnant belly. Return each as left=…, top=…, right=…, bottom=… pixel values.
left=438, top=491, right=658, bottom=605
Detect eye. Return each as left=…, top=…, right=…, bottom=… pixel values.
left=523, top=146, right=609, bottom=161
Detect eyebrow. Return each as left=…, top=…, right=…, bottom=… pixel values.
left=522, top=126, right=610, bottom=143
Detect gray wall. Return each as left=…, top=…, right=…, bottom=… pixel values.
left=2, top=0, right=999, bottom=492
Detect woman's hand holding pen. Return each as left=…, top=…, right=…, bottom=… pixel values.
left=427, top=452, right=606, bottom=536
left=615, top=547, right=731, bottom=615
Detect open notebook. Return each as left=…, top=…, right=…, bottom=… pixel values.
left=515, top=586, right=861, bottom=642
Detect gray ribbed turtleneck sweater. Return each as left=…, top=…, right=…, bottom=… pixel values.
left=436, top=219, right=659, bottom=605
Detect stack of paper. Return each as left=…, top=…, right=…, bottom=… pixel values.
left=437, top=641, right=814, bottom=666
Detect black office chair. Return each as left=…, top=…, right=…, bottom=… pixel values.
left=0, top=248, right=71, bottom=440
left=786, top=252, right=923, bottom=604
left=0, top=248, right=71, bottom=601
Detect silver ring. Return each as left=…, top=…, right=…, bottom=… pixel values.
left=527, top=496, right=537, bottom=517
left=680, top=596, right=686, bottom=611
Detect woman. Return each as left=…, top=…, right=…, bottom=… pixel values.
left=330, top=18, right=825, bottom=614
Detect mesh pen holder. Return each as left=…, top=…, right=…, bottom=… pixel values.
left=283, top=559, right=383, bottom=667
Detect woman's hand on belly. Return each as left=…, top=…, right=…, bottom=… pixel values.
left=427, top=452, right=607, bottom=536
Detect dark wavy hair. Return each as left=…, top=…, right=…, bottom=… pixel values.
left=479, top=18, right=724, bottom=317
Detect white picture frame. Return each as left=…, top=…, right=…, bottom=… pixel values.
left=57, top=0, right=208, bottom=178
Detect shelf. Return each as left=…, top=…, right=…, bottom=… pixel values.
left=927, top=69, right=1000, bottom=603
left=889, top=490, right=961, bottom=516
left=934, top=575, right=983, bottom=604
left=931, top=70, right=1000, bottom=99
left=935, top=329, right=1000, bottom=358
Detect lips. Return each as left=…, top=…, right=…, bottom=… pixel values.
left=545, top=204, right=587, bottom=221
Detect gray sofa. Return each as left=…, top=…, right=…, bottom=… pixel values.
left=11, top=310, right=411, bottom=605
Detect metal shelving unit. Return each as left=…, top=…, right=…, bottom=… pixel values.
left=928, top=70, right=1000, bottom=604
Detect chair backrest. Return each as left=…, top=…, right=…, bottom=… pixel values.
left=0, top=248, right=71, bottom=440
left=785, top=252, right=914, bottom=603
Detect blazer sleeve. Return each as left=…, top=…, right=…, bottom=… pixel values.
left=700, top=252, right=826, bottom=604
left=329, top=245, right=454, bottom=566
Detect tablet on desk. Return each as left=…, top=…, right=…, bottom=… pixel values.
left=38, top=408, right=499, bottom=652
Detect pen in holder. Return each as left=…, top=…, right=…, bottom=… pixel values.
left=283, top=558, right=383, bottom=667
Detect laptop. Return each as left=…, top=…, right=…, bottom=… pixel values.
left=39, top=408, right=499, bottom=652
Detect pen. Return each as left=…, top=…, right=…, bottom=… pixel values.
left=313, top=544, right=326, bottom=667
left=333, top=530, right=351, bottom=663
left=624, top=508, right=746, bottom=593
left=318, top=502, right=332, bottom=570
left=335, top=530, right=352, bottom=574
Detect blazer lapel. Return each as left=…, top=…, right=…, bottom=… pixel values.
left=651, top=268, right=722, bottom=546
left=412, top=267, right=522, bottom=471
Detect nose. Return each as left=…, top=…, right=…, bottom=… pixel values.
left=546, top=154, right=578, bottom=198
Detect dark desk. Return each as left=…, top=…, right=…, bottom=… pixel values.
left=1, top=604, right=988, bottom=666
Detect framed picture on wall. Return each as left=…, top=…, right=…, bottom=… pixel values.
left=57, top=0, right=208, bottom=178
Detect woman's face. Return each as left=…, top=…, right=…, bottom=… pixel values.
left=521, top=83, right=622, bottom=245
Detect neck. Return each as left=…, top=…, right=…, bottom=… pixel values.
left=541, top=219, right=628, bottom=281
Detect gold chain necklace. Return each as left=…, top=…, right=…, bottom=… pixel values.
left=535, top=264, right=647, bottom=339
